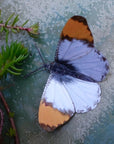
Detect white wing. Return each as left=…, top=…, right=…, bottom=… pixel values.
left=39, top=74, right=101, bottom=131
left=41, top=74, right=101, bottom=114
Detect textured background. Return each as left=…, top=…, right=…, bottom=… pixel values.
left=0, top=0, right=114, bottom=144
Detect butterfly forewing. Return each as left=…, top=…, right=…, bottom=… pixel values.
left=55, top=15, right=109, bottom=82
left=38, top=74, right=75, bottom=131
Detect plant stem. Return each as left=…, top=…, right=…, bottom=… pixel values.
left=0, top=23, right=32, bottom=33
left=0, top=91, right=20, bottom=144
left=0, top=109, right=3, bottom=135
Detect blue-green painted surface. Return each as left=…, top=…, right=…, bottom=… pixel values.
left=0, top=0, right=114, bottom=144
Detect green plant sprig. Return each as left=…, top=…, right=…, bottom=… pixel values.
left=0, top=9, right=39, bottom=35
left=0, top=41, right=29, bottom=79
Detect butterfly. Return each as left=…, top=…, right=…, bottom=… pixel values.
left=38, top=15, right=109, bottom=132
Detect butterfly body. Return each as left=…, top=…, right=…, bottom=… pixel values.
left=38, top=16, right=109, bottom=132
left=49, top=60, right=95, bottom=83
left=50, top=61, right=77, bottom=79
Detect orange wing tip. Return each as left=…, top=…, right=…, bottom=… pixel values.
left=38, top=100, right=71, bottom=132
left=61, top=15, right=94, bottom=44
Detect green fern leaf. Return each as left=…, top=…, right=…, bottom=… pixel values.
left=21, top=20, right=29, bottom=27
left=11, top=15, right=19, bottom=26
left=5, top=13, right=15, bottom=26
left=10, top=65, right=23, bottom=72
left=0, top=41, right=29, bottom=78
left=7, top=69, right=21, bottom=75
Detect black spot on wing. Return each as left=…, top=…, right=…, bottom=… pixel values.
left=82, top=39, right=94, bottom=47
left=61, top=34, right=73, bottom=41
left=60, top=36, right=94, bottom=47
left=102, top=56, right=106, bottom=61
left=94, top=49, right=109, bottom=81
left=105, top=63, right=109, bottom=70
left=71, top=15, right=88, bottom=25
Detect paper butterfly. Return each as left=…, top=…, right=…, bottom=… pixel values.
left=38, top=16, right=109, bottom=131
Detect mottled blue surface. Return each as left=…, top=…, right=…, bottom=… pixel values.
left=0, top=0, right=114, bottom=144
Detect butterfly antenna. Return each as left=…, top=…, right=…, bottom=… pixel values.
left=24, top=45, right=50, bottom=78
left=24, top=65, right=45, bottom=79
left=37, top=46, right=46, bottom=67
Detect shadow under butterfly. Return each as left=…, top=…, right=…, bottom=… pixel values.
left=27, top=16, right=109, bottom=132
